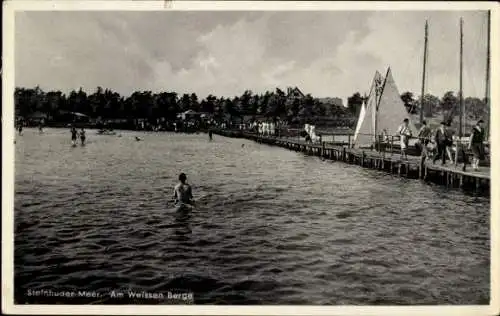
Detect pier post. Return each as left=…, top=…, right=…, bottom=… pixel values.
left=361, top=151, right=365, bottom=167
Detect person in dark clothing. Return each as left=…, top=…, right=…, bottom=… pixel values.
left=468, top=120, right=485, bottom=171
left=433, top=121, right=450, bottom=165
left=79, top=128, right=86, bottom=145
left=18, top=121, right=23, bottom=135
left=444, top=120, right=454, bottom=162
left=208, top=130, right=213, bottom=141
left=71, top=127, right=78, bottom=146
left=397, top=118, right=412, bottom=160
left=416, top=120, right=432, bottom=156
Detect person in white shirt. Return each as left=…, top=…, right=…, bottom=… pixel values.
left=397, top=118, right=412, bottom=160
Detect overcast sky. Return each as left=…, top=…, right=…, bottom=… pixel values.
left=15, top=10, right=489, bottom=101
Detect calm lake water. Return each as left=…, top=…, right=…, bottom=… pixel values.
left=14, top=128, right=490, bottom=305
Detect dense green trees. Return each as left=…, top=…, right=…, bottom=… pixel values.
left=15, top=86, right=488, bottom=128
left=15, top=86, right=351, bottom=127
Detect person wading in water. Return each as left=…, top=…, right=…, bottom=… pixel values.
left=468, top=120, right=485, bottom=171
left=174, top=173, right=194, bottom=209
left=18, top=120, right=23, bottom=136
left=39, top=119, right=44, bottom=134
left=71, top=126, right=78, bottom=146
left=80, top=128, right=86, bottom=145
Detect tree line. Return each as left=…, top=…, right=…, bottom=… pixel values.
left=15, top=86, right=353, bottom=127
left=15, top=86, right=487, bottom=128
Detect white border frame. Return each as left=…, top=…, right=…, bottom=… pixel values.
left=2, top=1, right=499, bottom=315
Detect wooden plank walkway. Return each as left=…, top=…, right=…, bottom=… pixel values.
left=213, top=129, right=490, bottom=194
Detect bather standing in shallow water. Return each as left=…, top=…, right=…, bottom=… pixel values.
left=174, top=173, right=194, bottom=210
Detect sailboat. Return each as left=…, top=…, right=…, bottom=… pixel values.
left=353, top=71, right=381, bottom=148
left=353, top=68, right=417, bottom=149
left=353, top=100, right=366, bottom=142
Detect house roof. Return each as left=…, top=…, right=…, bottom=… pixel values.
left=287, top=87, right=305, bottom=98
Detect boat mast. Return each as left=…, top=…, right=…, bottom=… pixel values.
left=485, top=10, right=491, bottom=140
left=459, top=18, right=464, bottom=138
left=420, top=20, right=428, bottom=124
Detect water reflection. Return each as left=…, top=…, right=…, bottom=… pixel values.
left=172, top=208, right=192, bottom=240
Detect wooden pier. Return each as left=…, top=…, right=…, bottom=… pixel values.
left=214, top=130, right=490, bottom=195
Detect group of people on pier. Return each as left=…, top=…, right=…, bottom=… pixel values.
left=397, top=118, right=486, bottom=171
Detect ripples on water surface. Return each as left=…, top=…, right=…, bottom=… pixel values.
left=14, top=128, right=490, bottom=305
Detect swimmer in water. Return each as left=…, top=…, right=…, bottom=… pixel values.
left=80, top=128, right=86, bottom=145
left=174, top=173, right=194, bottom=207
left=71, top=127, right=78, bottom=146
left=135, top=136, right=142, bottom=141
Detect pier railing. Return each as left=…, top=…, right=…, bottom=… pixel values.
left=219, top=128, right=490, bottom=165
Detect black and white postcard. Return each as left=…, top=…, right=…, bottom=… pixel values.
left=2, top=1, right=499, bottom=315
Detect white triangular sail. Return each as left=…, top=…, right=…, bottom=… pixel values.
left=354, top=71, right=382, bottom=147
left=353, top=101, right=366, bottom=140
left=376, top=68, right=417, bottom=138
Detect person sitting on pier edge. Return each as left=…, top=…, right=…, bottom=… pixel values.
left=433, top=121, right=451, bottom=165
left=468, top=120, right=485, bottom=171
left=397, top=118, right=412, bottom=160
